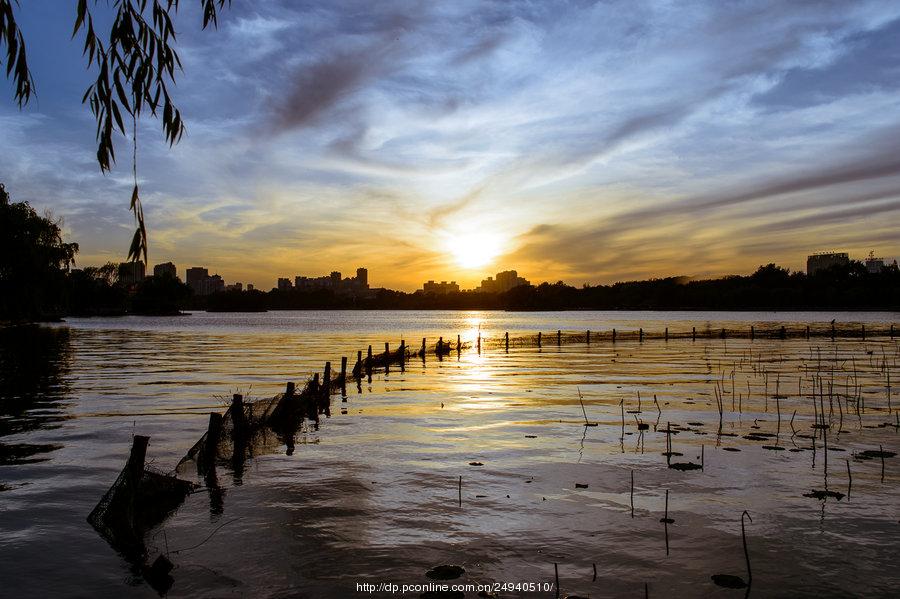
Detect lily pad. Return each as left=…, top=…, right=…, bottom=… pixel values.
left=858, top=449, right=896, bottom=460
left=669, top=462, right=702, bottom=471
left=803, top=489, right=845, bottom=501
left=711, top=574, right=747, bottom=589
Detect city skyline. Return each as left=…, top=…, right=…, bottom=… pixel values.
left=4, top=2, right=900, bottom=291
left=119, top=247, right=896, bottom=295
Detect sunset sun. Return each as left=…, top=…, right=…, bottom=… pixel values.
left=450, top=232, right=502, bottom=269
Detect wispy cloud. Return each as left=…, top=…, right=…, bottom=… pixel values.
left=2, top=0, right=900, bottom=289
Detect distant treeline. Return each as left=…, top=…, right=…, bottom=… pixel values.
left=200, top=263, right=900, bottom=312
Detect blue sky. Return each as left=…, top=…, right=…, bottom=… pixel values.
left=2, top=0, right=900, bottom=290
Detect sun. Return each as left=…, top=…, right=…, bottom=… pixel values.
left=450, top=232, right=502, bottom=269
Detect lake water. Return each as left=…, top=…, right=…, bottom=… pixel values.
left=1, top=310, right=899, bottom=598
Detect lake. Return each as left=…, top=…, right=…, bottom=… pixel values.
left=1, top=310, right=898, bottom=597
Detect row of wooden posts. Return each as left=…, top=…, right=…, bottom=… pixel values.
left=110, top=321, right=900, bottom=497
left=187, top=321, right=900, bottom=471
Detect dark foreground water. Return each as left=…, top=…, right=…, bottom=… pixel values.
left=1, top=310, right=899, bottom=598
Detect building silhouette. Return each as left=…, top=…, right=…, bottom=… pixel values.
left=186, top=267, right=208, bottom=292
left=153, top=262, right=177, bottom=279
left=807, top=252, right=849, bottom=275
left=865, top=251, right=885, bottom=274
left=277, top=277, right=293, bottom=291
left=477, top=269, right=530, bottom=293
left=118, top=261, right=145, bottom=286
left=293, top=267, right=370, bottom=296
left=186, top=266, right=226, bottom=295
left=422, top=280, right=460, bottom=294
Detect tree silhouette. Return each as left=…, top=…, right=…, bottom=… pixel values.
left=1, top=0, right=230, bottom=264
left=0, top=184, right=79, bottom=321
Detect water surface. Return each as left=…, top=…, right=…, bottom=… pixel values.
left=1, top=311, right=898, bottom=597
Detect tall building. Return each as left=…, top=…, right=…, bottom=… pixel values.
left=118, top=261, right=146, bottom=286
left=186, top=267, right=209, bottom=293
left=807, top=252, right=849, bottom=275
left=153, top=262, right=177, bottom=279
left=865, top=251, right=885, bottom=274
left=206, top=274, right=225, bottom=294
left=356, top=267, right=368, bottom=287
left=277, top=277, right=293, bottom=291
left=186, top=267, right=227, bottom=295
left=422, top=280, right=460, bottom=294
left=477, top=269, right=530, bottom=293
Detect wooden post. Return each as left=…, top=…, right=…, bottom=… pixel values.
left=862, top=324, right=866, bottom=340
left=538, top=332, right=542, bottom=347
left=438, top=337, right=443, bottom=356
left=231, top=394, right=246, bottom=435
left=721, top=328, right=726, bottom=339
left=505, top=331, right=509, bottom=352
left=613, top=328, right=616, bottom=343
left=323, top=362, right=331, bottom=391
left=586, top=330, right=590, bottom=344
left=805, top=325, right=810, bottom=340
left=285, top=381, right=295, bottom=396
left=557, top=330, right=561, bottom=346
left=205, top=413, right=222, bottom=453
left=340, top=357, right=347, bottom=387
left=421, top=337, right=426, bottom=357
left=780, top=326, right=786, bottom=340
left=664, top=327, right=668, bottom=341
left=356, top=350, right=363, bottom=378
left=366, top=345, right=373, bottom=373
left=383, top=343, right=389, bottom=373
left=831, top=321, right=835, bottom=340
left=457, top=334, right=461, bottom=353
left=477, top=334, right=481, bottom=353
left=121, top=435, right=150, bottom=525
left=639, top=328, right=643, bottom=342
left=385, top=342, right=390, bottom=354
left=309, top=374, right=320, bottom=421
left=399, top=340, right=405, bottom=366
left=750, top=325, right=754, bottom=340
left=128, top=434, right=150, bottom=478
left=692, top=326, right=696, bottom=341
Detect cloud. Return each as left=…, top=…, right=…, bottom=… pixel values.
left=4, top=0, right=900, bottom=290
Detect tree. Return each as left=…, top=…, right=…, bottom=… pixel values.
left=129, top=274, right=192, bottom=315
left=0, top=183, right=79, bottom=321
left=1, top=0, right=230, bottom=263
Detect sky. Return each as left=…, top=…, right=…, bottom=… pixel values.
left=2, top=0, right=900, bottom=291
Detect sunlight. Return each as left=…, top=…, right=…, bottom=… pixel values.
left=449, top=232, right=502, bottom=269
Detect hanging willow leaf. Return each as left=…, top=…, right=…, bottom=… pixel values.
left=3, top=0, right=232, bottom=264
